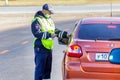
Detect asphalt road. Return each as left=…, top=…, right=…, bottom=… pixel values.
left=1, top=4, right=120, bottom=80
left=0, top=19, right=76, bottom=80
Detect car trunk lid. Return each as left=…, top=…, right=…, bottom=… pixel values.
left=75, top=39, right=120, bottom=73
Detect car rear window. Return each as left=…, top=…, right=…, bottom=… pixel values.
left=78, top=24, right=120, bottom=40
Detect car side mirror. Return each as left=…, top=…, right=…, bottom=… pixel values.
left=108, top=48, right=120, bottom=64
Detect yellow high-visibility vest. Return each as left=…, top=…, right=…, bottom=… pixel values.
left=32, top=16, right=55, bottom=50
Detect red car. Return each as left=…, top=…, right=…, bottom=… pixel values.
left=62, top=17, right=120, bottom=80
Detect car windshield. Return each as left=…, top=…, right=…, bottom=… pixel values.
left=78, top=24, right=120, bottom=40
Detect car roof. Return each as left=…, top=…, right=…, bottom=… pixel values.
left=81, top=17, right=120, bottom=24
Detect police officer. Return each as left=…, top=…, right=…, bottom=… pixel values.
left=31, top=4, right=69, bottom=80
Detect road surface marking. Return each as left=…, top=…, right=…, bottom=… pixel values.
left=21, top=40, right=29, bottom=45
left=0, top=50, right=9, bottom=54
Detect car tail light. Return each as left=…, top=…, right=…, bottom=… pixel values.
left=67, top=44, right=83, bottom=58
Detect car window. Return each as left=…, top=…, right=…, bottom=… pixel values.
left=78, top=24, right=120, bottom=40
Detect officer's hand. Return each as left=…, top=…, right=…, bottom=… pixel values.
left=51, top=34, right=57, bottom=38
left=67, top=34, right=72, bottom=38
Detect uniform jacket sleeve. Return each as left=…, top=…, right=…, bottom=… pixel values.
left=55, top=28, right=68, bottom=38
left=31, top=19, right=51, bottom=39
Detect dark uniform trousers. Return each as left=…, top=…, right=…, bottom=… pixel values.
left=34, top=45, right=52, bottom=80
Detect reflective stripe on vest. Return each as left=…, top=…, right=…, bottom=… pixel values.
left=33, top=16, right=55, bottom=50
